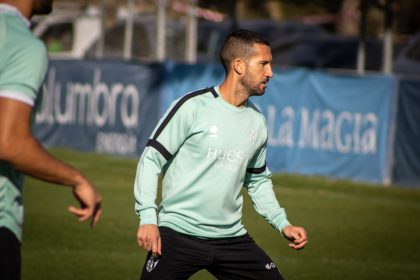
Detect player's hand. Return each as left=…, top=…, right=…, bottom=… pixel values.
left=137, top=224, right=161, bottom=256
left=282, top=225, right=308, bottom=250
left=68, top=177, right=102, bottom=227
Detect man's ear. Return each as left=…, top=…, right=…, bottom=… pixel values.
left=233, top=59, right=245, bottom=75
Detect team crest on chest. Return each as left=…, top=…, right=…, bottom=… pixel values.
left=249, top=129, right=257, bottom=144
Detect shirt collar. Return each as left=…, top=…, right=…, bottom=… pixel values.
left=0, top=4, right=31, bottom=27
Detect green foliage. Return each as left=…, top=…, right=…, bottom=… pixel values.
left=22, top=149, right=420, bottom=280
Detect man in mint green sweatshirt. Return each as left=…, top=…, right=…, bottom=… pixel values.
left=134, top=29, right=307, bottom=280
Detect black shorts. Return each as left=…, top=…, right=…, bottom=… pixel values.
left=140, top=227, right=284, bottom=280
left=0, top=227, right=21, bottom=280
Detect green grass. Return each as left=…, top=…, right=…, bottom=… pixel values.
left=22, top=148, right=420, bottom=280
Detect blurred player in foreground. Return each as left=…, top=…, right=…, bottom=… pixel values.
left=134, top=29, right=307, bottom=279
left=0, top=1, right=102, bottom=279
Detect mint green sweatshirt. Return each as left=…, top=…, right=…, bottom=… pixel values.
left=134, top=86, right=291, bottom=238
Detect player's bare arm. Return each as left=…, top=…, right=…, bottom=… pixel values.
left=0, top=98, right=102, bottom=226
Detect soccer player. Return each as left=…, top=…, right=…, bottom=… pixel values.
left=0, top=1, right=102, bottom=279
left=134, top=29, right=307, bottom=279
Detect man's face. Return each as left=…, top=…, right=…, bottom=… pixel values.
left=240, top=43, right=273, bottom=96
left=32, top=0, right=53, bottom=15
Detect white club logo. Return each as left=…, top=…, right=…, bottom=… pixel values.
left=249, top=129, right=257, bottom=144
left=209, top=125, right=218, bottom=138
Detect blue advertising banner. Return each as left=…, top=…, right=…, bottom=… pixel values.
left=33, top=60, right=163, bottom=157
left=160, top=62, right=224, bottom=113
left=252, top=69, right=397, bottom=184
left=393, top=79, right=420, bottom=187
left=33, top=60, right=398, bottom=184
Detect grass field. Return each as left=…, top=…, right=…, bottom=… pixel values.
left=22, top=148, right=420, bottom=280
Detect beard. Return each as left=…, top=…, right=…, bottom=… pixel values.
left=241, top=72, right=268, bottom=96
left=32, top=0, right=53, bottom=15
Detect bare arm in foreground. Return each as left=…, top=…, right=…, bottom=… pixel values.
left=0, top=98, right=102, bottom=226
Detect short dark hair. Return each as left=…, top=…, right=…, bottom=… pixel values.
left=219, top=29, right=270, bottom=73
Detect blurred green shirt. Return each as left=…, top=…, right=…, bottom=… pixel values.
left=134, top=86, right=291, bottom=239
left=0, top=4, right=48, bottom=242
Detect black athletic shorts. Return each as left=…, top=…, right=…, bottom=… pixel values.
left=140, top=226, right=284, bottom=280
left=0, top=227, right=21, bottom=280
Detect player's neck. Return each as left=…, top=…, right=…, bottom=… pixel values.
left=0, top=1, right=33, bottom=19
left=219, top=80, right=249, bottom=107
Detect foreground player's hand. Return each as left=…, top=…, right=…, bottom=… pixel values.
left=68, top=177, right=102, bottom=227
left=282, top=225, right=308, bottom=250
left=137, top=224, right=161, bottom=256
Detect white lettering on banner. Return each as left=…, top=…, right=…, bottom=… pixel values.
left=319, top=110, right=334, bottom=151
left=268, top=106, right=294, bottom=147
left=96, top=132, right=137, bottom=155
left=298, top=108, right=320, bottom=149
left=36, top=67, right=140, bottom=128
left=334, top=111, right=353, bottom=153
left=361, top=113, right=377, bottom=154
left=266, top=105, right=378, bottom=154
